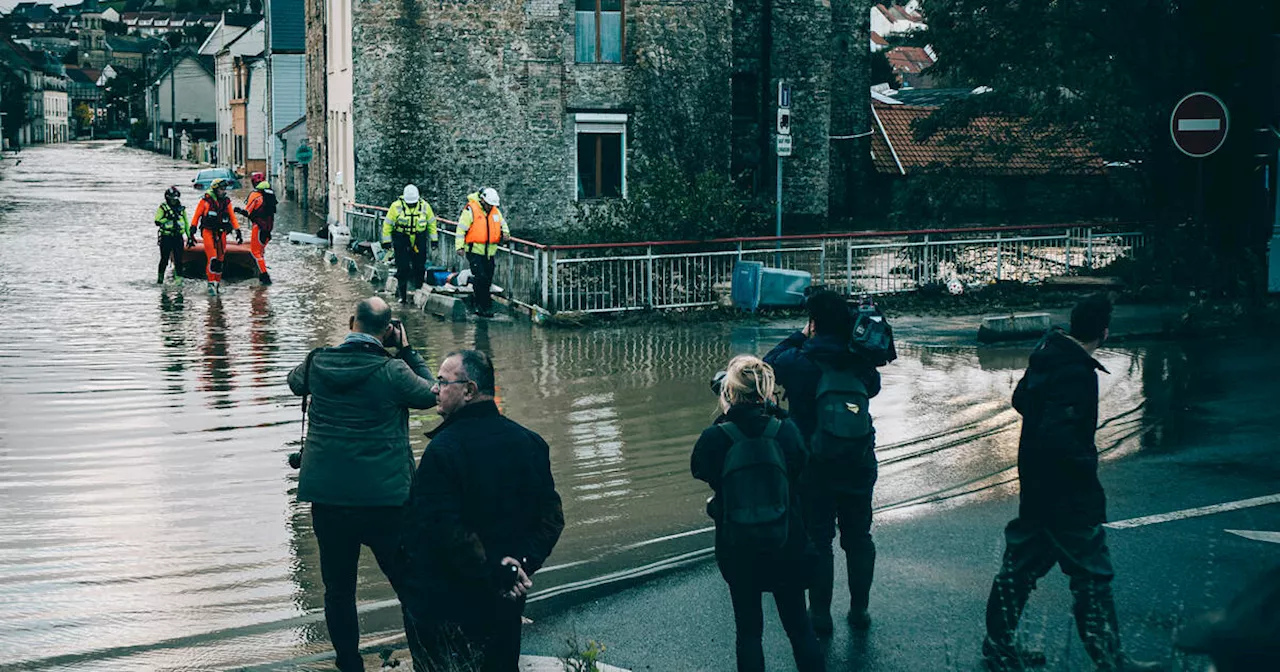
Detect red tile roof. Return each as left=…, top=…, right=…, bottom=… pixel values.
left=871, top=32, right=889, bottom=46
left=870, top=101, right=1107, bottom=177
left=885, top=46, right=934, bottom=75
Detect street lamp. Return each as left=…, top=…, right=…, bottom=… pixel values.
left=153, top=40, right=176, bottom=160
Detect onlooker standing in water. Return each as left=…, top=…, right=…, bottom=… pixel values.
left=692, top=355, right=824, bottom=672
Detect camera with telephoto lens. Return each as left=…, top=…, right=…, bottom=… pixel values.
left=383, top=318, right=404, bottom=347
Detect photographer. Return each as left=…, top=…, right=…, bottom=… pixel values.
left=764, top=289, right=882, bottom=636
left=287, top=297, right=437, bottom=672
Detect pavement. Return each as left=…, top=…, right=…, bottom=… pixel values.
left=887, top=303, right=1187, bottom=347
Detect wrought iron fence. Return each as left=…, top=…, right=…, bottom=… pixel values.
left=341, top=205, right=1148, bottom=316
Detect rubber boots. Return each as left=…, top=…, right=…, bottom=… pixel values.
left=259, top=271, right=272, bottom=286
left=157, top=270, right=165, bottom=284
left=847, top=542, right=876, bottom=630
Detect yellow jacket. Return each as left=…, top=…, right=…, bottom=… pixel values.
left=382, top=198, right=438, bottom=244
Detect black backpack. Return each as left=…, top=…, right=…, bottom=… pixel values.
left=811, top=362, right=873, bottom=463
left=718, top=418, right=790, bottom=552
left=257, top=190, right=277, bottom=220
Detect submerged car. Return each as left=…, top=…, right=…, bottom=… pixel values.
left=191, top=168, right=241, bottom=191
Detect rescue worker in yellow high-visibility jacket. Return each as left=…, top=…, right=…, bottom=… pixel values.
left=382, top=184, right=437, bottom=304
left=455, top=187, right=509, bottom=317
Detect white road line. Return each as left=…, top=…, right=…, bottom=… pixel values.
left=1225, top=529, right=1280, bottom=544
left=1105, top=493, right=1280, bottom=530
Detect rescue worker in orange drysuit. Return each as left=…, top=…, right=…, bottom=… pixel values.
left=190, top=178, right=241, bottom=295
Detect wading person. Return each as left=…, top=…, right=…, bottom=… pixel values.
left=190, top=177, right=241, bottom=295
left=382, top=184, right=438, bottom=304
left=454, top=188, right=508, bottom=317
left=287, top=297, right=437, bottom=672
left=400, top=350, right=563, bottom=672
left=982, top=294, right=1162, bottom=672
left=765, top=289, right=882, bottom=635
left=692, top=355, right=825, bottom=672
left=154, top=186, right=192, bottom=285
left=236, top=172, right=277, bottom=285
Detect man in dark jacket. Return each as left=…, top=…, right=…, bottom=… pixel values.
left=982, top=295, right=1161, bottom=672
left=287, top=297, right=437, bottom=672
left=401, top=350, right=564, bottom=672
left=764, top=290, right=881, bottom=635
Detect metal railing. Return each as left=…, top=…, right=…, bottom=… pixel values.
left=341, top=204, right=1148, bottom=316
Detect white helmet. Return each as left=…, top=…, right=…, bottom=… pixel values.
left=402, top=184, right=420, bottom=204
left=480, top=187, right=500, bottom=207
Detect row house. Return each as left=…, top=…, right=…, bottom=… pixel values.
left=120, top=12, right=221, bottom=39
left=0, top=36, right=69, bottom=146
left=316, top=0, right=871, bottom=231
left=146, top=49, right=217, bottom=155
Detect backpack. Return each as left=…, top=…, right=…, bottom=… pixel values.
left=811, top=362, right=873, bottom=462
left=851, top=302, right=897, bottom=366
left=718, top=418, right=790, bottom=552
left=256, top=190, right=277, bottom=220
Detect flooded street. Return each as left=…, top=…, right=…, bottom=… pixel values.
left=0, top=143, right=1228, bottom=670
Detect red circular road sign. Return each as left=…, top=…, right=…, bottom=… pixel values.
left=1170, top=92, right=1229, bottom=158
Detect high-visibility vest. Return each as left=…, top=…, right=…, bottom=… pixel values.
left=156, top=203, right=186, bottom=235
left=391, top=199, right=432, bottom=234
left=463, top=200, right=503, bottom=245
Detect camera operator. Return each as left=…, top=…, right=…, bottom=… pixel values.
left=287, top=296, right=437, bottom=672
left=764, top=289, right=882, bottom=636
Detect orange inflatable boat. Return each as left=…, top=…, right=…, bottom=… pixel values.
left=181, top=238, right=259, bottom=278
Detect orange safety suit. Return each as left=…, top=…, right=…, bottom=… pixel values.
left=191, top=192, right=240, bottom=282
left=244, top=189, right=276, bottom=275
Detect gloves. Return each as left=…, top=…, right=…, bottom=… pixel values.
left=234, top=207, right=248, bottom=216
left=234, top=229, right=244, bottom=245
left=186, top=237, right=196, bottom=248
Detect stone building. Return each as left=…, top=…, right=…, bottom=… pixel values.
left=302, top=0, right=327, bottom=219
left=316, top=0, right=870, bottom=233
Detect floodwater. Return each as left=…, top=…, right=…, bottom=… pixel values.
left=0, top=143, right=1210, bottom=670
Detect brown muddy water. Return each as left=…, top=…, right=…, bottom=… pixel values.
left=0, top=143, right=1194, bottom=670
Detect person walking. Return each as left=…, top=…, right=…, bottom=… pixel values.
left=982, top=294, right=1162, bottom=672
left=287, top=297, right=438, bottom=672
left=692, top=355, right=825, bottom=672
left=454, top=188, right=508, bottom=317
left=236, top=171, right=277, bottom=285
left=154, top=185, right=193, bottom=285
left=190, top=177, right=241, bottom=295
left=383, top=185, right=438, bottom=304
left=764, top=289, right=882, bottom=635
left=400, top=350, right=563, bottom=672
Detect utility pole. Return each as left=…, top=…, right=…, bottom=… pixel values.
left=169, top=45, right=176, bottom=160
left=264, top=0, right=274, bottom=183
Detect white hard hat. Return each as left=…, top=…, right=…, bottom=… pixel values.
left=480, top=187, right=500, bottom=207
left=402, top=184, right=420, bottom=204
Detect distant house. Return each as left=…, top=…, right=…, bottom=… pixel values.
left=0, top=36, right=68, bottom=145
left=199, top=13, right=260, bottom=172
left=65, top=66, right=103, bottom=136
left=146, top=50, right=216, bottom=153
left=871, top=2, right=926, bottom=38
left=884, top=45, right=937, bottom=89
left=869, top=94, right=1114, bottom=222
left=105, top=35, right=161, bottom=71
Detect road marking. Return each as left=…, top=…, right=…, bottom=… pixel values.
left=1105, top=492, right=1280, bottom=530
left=1178, top=119, right=1222, bottom=132
left=1225, top=529, right=1280, bottom=544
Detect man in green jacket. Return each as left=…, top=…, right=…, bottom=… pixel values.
left=287, top=296, right=437, bottom=672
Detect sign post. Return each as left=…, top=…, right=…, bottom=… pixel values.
left=1170, top=93, right=1230, bottom=269
left=776, top=81, right=791, bottom=263
left=296, top=143, right=313, bottom=214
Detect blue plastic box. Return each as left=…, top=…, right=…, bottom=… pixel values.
left=731, top=261, right=811, bottom=311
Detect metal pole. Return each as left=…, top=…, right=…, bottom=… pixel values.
left=775, top=155, right=782, bottom=266
left=1270, top=147, right=1280, bottom=292
left=264, top=0, right=274, bottom=183
left=169, top=46, right=176, bottom=160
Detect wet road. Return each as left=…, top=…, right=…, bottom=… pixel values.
left=0, top=143, right=1200, bottom=670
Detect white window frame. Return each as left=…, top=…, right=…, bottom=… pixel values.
left=573, top=112, right=628, bottom=201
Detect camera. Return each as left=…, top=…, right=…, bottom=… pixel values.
left=288, top=451, right=303, bottom=469
left=383, top=318, right=404, bottom=347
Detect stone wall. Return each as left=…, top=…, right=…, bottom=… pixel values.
left=304, top=0, right=327, bottom=220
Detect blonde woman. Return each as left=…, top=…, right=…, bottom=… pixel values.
left=692, top=355, right=824, bottom=672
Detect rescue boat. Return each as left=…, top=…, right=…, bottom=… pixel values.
left=181, top=238, right=259, bottom=278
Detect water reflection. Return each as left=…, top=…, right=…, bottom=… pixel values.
left=200, top=298, right=235, bottom=404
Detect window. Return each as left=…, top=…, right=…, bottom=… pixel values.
left=575, top=0, right=623, bottom=63
left=575, top=113, right=626, bottom=200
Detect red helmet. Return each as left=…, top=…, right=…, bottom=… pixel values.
left=250, top=172, right=265, bottom=186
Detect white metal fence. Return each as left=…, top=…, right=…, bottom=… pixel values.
left=342, top=204, right=1147, bottom=315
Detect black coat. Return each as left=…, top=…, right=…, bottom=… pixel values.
left=1012, top=328, right=1109, bottom=526
left=400, top=401, right=564, bottom=617
left=691, top=403, right=815, bottom=591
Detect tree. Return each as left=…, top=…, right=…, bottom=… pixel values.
left=74, top=102, right=95, bottom=134
left=920, top=0, right=1280, bottom=294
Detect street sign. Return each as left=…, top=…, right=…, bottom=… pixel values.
left=776, top=134, right=793, bottom=157
left=296, top=144, right=313, bottom=165
left=1171, top=92, right=1229, bottom=158
left=778, top=81, right=791, bottom=108
left=777, top=108, right=791, bottom=135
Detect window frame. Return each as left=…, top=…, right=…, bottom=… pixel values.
left=574, top=113, right=628, bottom=201
left=575, top=0, right=626, bottom=64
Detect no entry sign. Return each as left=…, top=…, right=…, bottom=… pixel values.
left=1170, top=92, right=1229, bottom=158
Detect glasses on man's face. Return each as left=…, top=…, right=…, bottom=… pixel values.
left=433, top=378, right=471, bottom=390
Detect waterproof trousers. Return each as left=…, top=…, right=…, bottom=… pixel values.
left=201, top=229, right=228, bottom=282
left=158, top=234, right=184, bottom=280
left=728, top=583, right=825, bottom=672
left=250, top=225, right=269, bottom=275
left=311, top=503, right=415, bottom=672
left=392, top=232, right=428, bottom=300
left=985, top=518, right=1123, bottom=670
left=803, top=458, right=878, bottom=619
left=466, top=252, right=496, bottom=312
left=404, top=595, right=524, bottom=672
